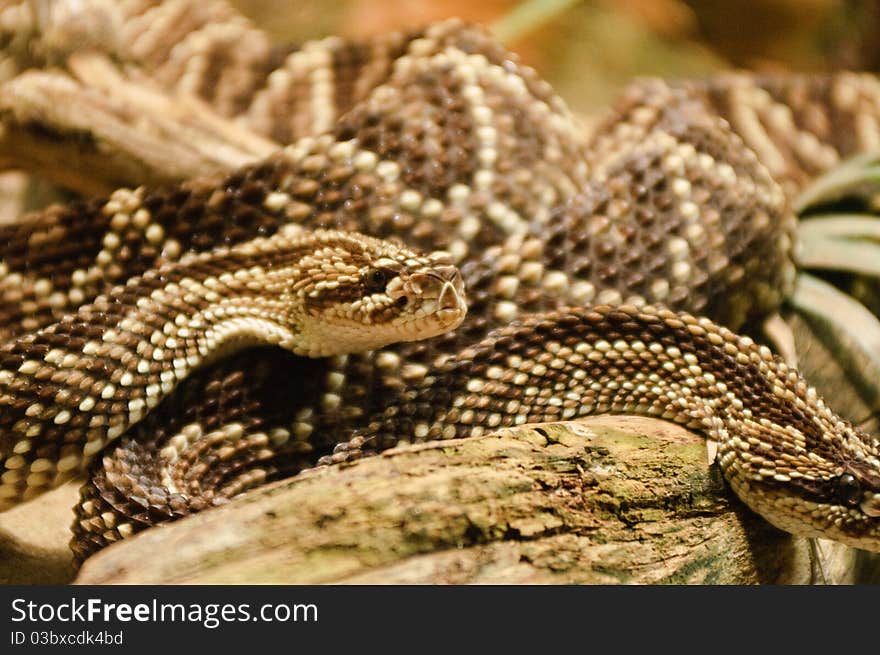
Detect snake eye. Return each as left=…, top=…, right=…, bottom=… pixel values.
left=364, top=268, right=388, bottom=293
left=836, top=473, right=862, bottom=508
left=396, top=295, right=409, bottom=308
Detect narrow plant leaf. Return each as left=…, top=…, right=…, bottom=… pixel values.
left=797, top=215, right=880, bottom=243
left=789, top=273, right=880, bottom=413
left=794, top=152, right=880, bottom=214
left=797, top=233, right=880, bottom=278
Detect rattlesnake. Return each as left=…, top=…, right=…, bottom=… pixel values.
left=0, top=2, right=878, bottom=560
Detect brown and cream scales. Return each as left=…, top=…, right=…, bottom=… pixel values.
left=0, top=9, right=877, bottom=558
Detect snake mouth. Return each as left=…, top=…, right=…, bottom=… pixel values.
left=429, top=278, right=466, bottom=329
left=435, top=278, right=466, bottom=319
left=401, top=265, right=466, bottom=324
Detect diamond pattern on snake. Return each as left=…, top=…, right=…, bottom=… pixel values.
left=0, top=7, right=877, bottom=561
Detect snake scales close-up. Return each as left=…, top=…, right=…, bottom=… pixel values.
left=0, top=0, right=879, bottom=575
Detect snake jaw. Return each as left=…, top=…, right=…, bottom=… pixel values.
left=726, top=474, right=880, bottom=552
left=724, top=438, right=880, bottom=551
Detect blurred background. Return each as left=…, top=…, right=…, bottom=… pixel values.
left=229, top=0, right=880, bottom=115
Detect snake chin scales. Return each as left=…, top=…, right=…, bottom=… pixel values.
left=0, top=6, right=879, bottom=559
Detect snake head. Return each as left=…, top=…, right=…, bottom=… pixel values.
left=290, top=229, right=466, bottom=356
left=810, top=426, right=880, bottom=550
left=721, top=415, right=880, bottom=552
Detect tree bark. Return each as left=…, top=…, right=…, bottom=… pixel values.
left=74, top=416, right=857, bottom=585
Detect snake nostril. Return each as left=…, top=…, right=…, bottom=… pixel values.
left=437, top=265, right=459, bottom=282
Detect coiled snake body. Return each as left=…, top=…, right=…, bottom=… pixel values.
left=0, top=8, right=879, bottom=559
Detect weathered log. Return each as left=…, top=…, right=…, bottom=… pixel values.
left=74, top=416, right=857, bottom=585
left=0, top=482, right=79, bottom=584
